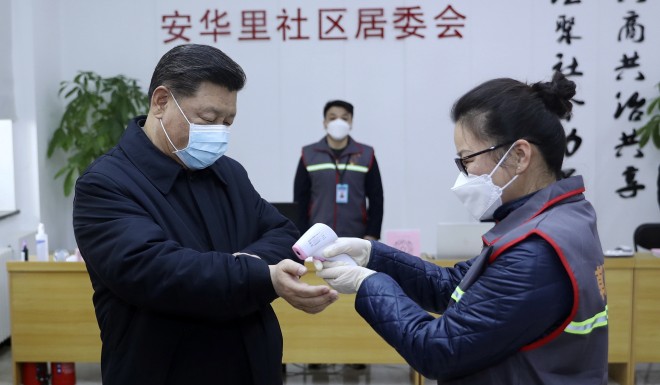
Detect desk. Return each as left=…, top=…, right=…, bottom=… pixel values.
left=6, top=262, right=421, bottom=385
left=603, top=256, right=635, bottom=385
left=631, top=253, right=660, bottom=364
left=7, top=262, right=98, bottom=385
left=6, top=255, right=653, bottom=385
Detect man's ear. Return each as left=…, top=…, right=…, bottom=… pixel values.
left=514, top=139, right=533, bottom=174
left=151, top=86, right=170, bottom=119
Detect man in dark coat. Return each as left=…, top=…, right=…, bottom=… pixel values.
left=72, top=44, right=338, bottom=385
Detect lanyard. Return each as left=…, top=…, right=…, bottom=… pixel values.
left=329, top=152, right=350, bottom=184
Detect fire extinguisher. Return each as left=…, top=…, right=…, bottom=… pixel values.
left=51, top=362, right=76, bottom=385
left=21, top=362, right=49, bottom=385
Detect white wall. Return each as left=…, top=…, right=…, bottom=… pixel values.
left=0, top=0, right=44, bottom=254
left=9, top=0, right=660, bottom=255
left=0, top=121, right=16, bottom=211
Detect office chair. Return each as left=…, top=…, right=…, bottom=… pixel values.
left=633, top=223, right=660, bottom=251
left=270, top=202, right=303, bottom=233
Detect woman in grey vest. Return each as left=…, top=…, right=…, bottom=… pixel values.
left=316, top=72, right=608, bottom=385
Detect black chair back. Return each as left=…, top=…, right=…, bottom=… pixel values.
left=270, top=202, right=303, bottom=234
left=633, top=223, right=660, bottom=251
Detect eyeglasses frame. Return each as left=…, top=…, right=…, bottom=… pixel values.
left=454, top=141, right=516, bottom=176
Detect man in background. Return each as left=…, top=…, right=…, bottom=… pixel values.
left=294, top=100, right=384, bottom=241
left=293, top=100, right=384, bottom=370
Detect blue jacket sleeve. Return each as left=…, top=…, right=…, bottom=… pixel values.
left=74, top=168, right=282, bottom=324
left=356, top=237, right=572, bottom=380
left=367, top=241, right=472, bottom=313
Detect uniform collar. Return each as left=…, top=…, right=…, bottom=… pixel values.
left=312, top=135, right=362, bottom=156
left=484, top=176, right=586, bottom=245
left=119, top=116, right=228, bottom=194
left=492, top=192, right=535, bottom=222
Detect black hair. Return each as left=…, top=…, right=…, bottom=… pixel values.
left=147, top=44, right=246, bottom=100
left=450, top=71, right=576, bottom=179
left=323, top=100, right=354, bottom=118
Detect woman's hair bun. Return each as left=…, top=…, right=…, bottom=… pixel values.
left=531, top=71, right=576, bottom=120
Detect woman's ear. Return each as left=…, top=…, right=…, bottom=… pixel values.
left=514, top=139, right=533, bottom=174
left=151, top=86, right=170, bottom=119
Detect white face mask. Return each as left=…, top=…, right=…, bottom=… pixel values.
left=159, top=93, right=230, bottom=170
left=326, top=118, right=350, bottom=141
left=450, top=144, right=518, bottom=221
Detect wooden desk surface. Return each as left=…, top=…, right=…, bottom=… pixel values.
left=7, top=261, right=88, bottom=273
left=7, top=254, right=654, bottom=385
left=7, top=261, right=99, bottom=363
left=630, top=253, right=660, bottom=363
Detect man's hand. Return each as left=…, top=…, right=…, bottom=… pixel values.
left=321, top=237, right=372, bottom=267
left=316, top=263, right=376, bottom=294
left=270, top=259, right=338, bottom=314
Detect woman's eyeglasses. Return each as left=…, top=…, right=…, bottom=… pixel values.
left=454, top=141, right=514, bottom=176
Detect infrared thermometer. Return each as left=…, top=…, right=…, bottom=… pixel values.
left=292, top=223, right=356, bottom=266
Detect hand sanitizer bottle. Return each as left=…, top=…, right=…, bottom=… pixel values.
left=35, top=223, right=49, bottom=262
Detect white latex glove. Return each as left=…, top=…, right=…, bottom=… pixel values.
left=316, top=263, right=376, bottom=294
left=321, top=237, right=372, bottom=268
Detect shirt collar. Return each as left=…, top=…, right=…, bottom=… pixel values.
left=119, top=117, right=228, bottom=194
left=493, top=192, right=536, bottom=222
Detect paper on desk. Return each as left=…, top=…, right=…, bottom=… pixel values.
left=384, top=229, right=421, bottom=257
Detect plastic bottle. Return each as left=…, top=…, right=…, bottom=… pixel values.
left=35, top=223, right=49, bottom=262
left=20, top=240, right=28, bottom=261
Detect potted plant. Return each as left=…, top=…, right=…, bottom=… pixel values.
left=637, top=82, right=660, bottom=149
left=47, top=71, right=149, bottom=196
left=636, top=82, right=660, bottom=208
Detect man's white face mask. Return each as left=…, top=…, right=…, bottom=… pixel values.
left=326, top=118, right=350, bottom=141
left=450, top=144, right=518, bottom=221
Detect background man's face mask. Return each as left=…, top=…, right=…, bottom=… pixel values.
left=159, top=93, right=230, bottom=170
left=450, top=144, right=518, bottom=221
left=326, top=118, right=350, bottom=141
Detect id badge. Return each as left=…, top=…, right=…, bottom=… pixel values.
left=336, top=184, right=349, bottom=204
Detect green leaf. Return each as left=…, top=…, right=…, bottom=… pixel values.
left=647, top=97, right=660, bottom=115
left=651, top=117, right=660, bottom=149
left=635, top=84, right=660, bottom=151
left=638, top=129, right=650, bottom=148
left=48, top=70, right=148, bottom=196
left=63, top=169, right=76, bottom=197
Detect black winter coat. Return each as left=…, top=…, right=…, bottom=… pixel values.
left=73, top=117, right=299, bottom=385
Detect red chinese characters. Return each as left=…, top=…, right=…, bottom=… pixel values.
left=434, top=5, right=466, bottom=39
left=394, top=6, right=426, bottom=39
left=162, top=11, right=192, bottom=43
left=200, top=10, right=230, bottom=42
left=277, top=8, right=310, bottom=41
left=160, top=4, right=467, bottom=44
left=239, top=10, right=270, bottom=41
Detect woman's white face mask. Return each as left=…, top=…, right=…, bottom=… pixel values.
left=450, top=144, right=518, bottom=221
